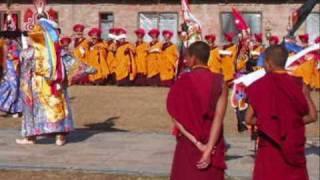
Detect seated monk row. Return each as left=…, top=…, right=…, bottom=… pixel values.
left=69, top=24, right=179, bottom=86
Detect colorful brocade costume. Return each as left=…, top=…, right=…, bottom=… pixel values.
left=19, top=20, right=73, bottom=137
left=0, top=40, right=23, bottom=114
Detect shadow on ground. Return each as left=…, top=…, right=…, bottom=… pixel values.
left=36, top=116, right=128, bottom=145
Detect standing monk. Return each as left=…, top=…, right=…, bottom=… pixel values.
left=220, top=32, right=238, bottom=82
left=72, top=24, right=90, bottom=84
left=134, top=28, right=149, bottom=86
left=146, top=29, right=162, bottom=86
left=114, top=28, right=136, bottom=86
left=246, top=45, right=317, bottom=180
left=72, top=24, right=88, bottom=63
left=167, top=42, right=227, bottom=180
left=160, top=30, right=179, bottom=87
left=86, top=28, right=109, bottom=85
left=206, top=34, right=222, bottom=75
left=106, top=28, right=118, bottom=84
left=248, top=33, right=264, bottom=71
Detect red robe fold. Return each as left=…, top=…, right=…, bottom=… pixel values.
left=167, top=67, right=226, bottom=180
left=246, top=72, right=309, bottom=180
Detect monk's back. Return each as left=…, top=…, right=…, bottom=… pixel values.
left=247, top=72, right=309, bottom=180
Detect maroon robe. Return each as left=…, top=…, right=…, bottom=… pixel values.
left=167, top=67, right=226, bottom=180
left=246, top=72, right=309, bottom=180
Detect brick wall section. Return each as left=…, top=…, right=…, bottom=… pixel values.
left=0, top=3, right=319, bottom=44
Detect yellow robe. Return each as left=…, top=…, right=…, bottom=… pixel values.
left=114, top=42, right=136, bottom=81
left=208, top=47, right=222, bottom=74
left=160, top=43, right=179, bottom=81
left=107, top=41, right=117, bottom=74
left=73, top=38, right=89, bottom=64
left=221, top=44, right=238, bottom=81
left=86, top=42, right=110, bottom=82
left=135, top=41, right=149, bottom=75
left=146, top=41, right=162, bottom=78
left=293, top=56, right=320, bottom=89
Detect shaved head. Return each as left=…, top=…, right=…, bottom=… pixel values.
left=265, top=45, right=288, bottom=69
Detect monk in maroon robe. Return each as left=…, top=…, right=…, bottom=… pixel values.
left=167, top=42, right=228, bottom=180
left=246, top=45, right=318, bottom=180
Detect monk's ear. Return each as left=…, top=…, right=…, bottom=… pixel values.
left=264, top=60, right=272, bottom=72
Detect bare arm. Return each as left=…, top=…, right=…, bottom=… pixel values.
left=302, top=85, right=318, bottom=124
left=205, top=83, right=228, bottom=153
left=197, top=82, right=228, bottom=169
left=172, top=120, right=206, bottom=151
left=173, top=120, right=197, bottom=144
left=245, top=105, right=257, bottom=125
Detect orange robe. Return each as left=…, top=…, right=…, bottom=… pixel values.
left=114, top=42, right=136, bottom=81
left=160, top=42, right=179, bottom=82
left=135, top=41, right=149, bottom=75
left=208, top=47, right=222, bottom=74
left=221, top=44, right=238, bottom=81
left=73, top=38, right=89, bottom=64
left=292, top=54, right=320, bottom=89
left=107, top=41, right=117, bottom=74
left=146, top=41, right=162, bottom=79
left=86, top=42, right=110, bottom=82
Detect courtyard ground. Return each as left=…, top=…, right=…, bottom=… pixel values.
left=0, top=86, right=319, bottom=180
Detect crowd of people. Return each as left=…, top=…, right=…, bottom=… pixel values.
left=66, top=25, right=179, bottom=86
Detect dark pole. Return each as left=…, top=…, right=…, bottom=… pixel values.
left=288, top=0, right=317, bottom=37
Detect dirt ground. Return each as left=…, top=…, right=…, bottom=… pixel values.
left=0, top=86, right=319, bottom=137
left=0, top=170, right=168, bottom=180
left=0, top=86, right=319, bottom=180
